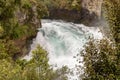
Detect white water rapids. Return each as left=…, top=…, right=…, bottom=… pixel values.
left=24, top=19, right=103, bottom=80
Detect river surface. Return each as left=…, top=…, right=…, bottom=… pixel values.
left=24, top=19, right=103, bottom=80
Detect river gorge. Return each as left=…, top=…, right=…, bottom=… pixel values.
left=24, top=19, right=103, bottom=80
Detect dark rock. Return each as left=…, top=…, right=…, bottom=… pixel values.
left=44, top=9, right=81, bottom=23
left=44, top=0, right=103, bottom=26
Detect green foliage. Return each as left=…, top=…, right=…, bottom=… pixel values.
left=0, top=40, right=20, bottom=60
left=103, top=0, right=120, bottom=51
left=28, top=46, right=51, bottom=80
left=80, top=39, right=120, bottom=80
left=103, top=0, right=120, bottom=72
left=0, top=0, right=17, bottom=20
left=0, top=45, right=68, bottom=80
left=36, top=0, right=49, bottom=18
left=21, top=0, right=32, bottom=9
left=0, top=59, right=21, bottom=80
left=1, top=18, right=28, bottom=39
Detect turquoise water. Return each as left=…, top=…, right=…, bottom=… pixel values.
left=24, top=19, right=103, bottom=80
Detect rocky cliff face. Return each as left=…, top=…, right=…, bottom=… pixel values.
left=46, top=9, right=81, bottom=23
left=80, top=0, right=103, bottom=26
left=81, top=0, right=103, bottom=19
left=45, top=0, right=103, bottom=26
left=14, top=4, right=42, bottom=57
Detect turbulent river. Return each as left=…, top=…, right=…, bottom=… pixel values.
left=24, top=19, right=103, bottom=80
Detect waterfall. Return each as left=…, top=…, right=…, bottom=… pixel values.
left=24, top=19, right=103, bottom=80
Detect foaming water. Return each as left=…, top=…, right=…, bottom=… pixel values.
left=24, top=19, right=103, bottom=80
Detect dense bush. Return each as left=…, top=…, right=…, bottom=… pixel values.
left=0, top=45, right=68, bottom=80
left=80, top=39, right=120, bottom=80
left=103, top=0, right=120, bottom=59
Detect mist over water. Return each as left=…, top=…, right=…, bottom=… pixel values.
left=24, top=19, right=103, bottom=80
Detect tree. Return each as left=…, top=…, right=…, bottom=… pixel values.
left=80, top=39, right=120, bottom=80
left=0, top=45, right=68, bottom=80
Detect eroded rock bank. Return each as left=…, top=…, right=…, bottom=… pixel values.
left=14, top=6, right=41, bottom=56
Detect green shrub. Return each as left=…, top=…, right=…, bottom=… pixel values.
left=0, top=45, right=68, bottom=80
left=80, top=39, right=119, bottom=80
